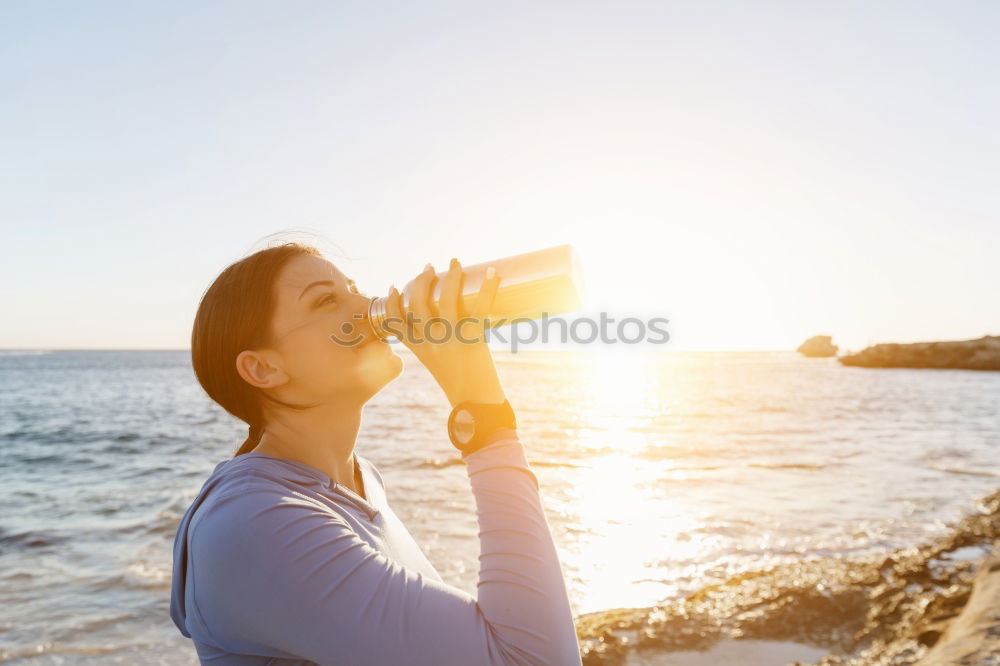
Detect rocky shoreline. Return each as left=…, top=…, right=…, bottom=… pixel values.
left=839, top=336, right=1000, bottom=371
left=574, top=489, right=1000, bottom=665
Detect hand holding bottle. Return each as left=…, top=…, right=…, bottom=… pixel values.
left=383, top=258, right=507, bottom=408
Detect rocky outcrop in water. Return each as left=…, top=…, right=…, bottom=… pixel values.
left=798, top=336, right=839, bottom=358
left=839, top=336, right=1000, bottom=371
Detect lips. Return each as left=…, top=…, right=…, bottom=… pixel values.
left=355, top=331, right=387, bottom=351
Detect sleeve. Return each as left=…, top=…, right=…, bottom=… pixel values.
left=190, top=433, right=583, bottom=666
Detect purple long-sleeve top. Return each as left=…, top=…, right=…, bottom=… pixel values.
left=169, top=432, right=583, bottom=665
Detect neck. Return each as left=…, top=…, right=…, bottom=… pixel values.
left=253, top=400, right=365, bottom=492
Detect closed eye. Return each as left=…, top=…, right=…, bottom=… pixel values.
left=317, top=292, right=337, bottom=307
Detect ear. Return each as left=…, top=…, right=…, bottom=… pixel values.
left=235, top=349, right=289, bottom=389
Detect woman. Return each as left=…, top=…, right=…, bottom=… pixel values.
left=169, top=243, right=582, bottom=665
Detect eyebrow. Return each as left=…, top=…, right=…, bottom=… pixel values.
left=298, top=279, right=358, bottom=301
left=299, top=280, right=336, bottom=301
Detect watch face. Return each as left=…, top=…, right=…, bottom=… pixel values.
left=450, top=408, right=475, bottom=445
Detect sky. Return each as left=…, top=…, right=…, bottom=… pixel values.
left=1, top=1, right=997, bottom=351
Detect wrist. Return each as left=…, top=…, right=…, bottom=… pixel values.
left=460, top=427, right=518, bottom=458
left=447, top=384, right=506, bottom=408
left=447, top=399, right=517, bottom=454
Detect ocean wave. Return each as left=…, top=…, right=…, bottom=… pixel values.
left=753, top=405, right=792, bottom=413
left=412, top=457, right=464, bottom=470
left=1, top=429, right=146, bottom=449
left=662, top=462, right=826, bottom=473
left=747, top=462, right=826, bottom=471
left=412, top=456, right=587, bottom=470
left=929, top=464, right=1000, bottom=478
left=106, top=561, right=172, bottom=591
left=0, top=528, right=73, bottom=550
left=0, top=639, right=143, bottom=661
left=3, top=452, right=66, bottom=465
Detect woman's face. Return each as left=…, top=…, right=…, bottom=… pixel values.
left=259, top=254, right=403, bottom=407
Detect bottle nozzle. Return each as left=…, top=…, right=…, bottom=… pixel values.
left=367, top=296, right=390, bottom=341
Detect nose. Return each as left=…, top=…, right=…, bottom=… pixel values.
left=350, top=291, right=377, bottom=339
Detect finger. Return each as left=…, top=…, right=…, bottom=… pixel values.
left=438, top=257, right=463, bottom=322
left=382, top=286, right=405, bottom=340
left=384, top=286, right=399, bottom=318
left=406, top=263, right=438, bottom=324
left=425, top=265, right=441, bottom=319
left=471, top=266, right=500, bottom=321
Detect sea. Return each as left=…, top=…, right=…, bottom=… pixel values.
left=1, top=349, right=998, bottom=664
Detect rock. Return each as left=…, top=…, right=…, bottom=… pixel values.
left=917, top=543, right=1000, bottom=665
left=839, top=336, right=1000, bottom=371
left=797, top=336, right=838, bottom=358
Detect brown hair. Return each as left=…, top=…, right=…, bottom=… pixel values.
left=191, top=242, right=322, bottom=457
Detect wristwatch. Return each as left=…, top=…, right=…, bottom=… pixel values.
left=447, top=399, right=517, bottom=454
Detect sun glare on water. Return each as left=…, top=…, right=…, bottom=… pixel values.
left=554, top=349, right=708, bottom=614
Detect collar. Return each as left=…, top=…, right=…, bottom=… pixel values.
left=236, top=452, right=381, bottom=521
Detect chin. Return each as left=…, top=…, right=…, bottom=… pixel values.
left=358, top=346, right=404, bottom=397
left=383, top=348, right=405, bottom=381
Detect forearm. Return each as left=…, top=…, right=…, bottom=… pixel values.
left=463, top=432, right=582, bottom=665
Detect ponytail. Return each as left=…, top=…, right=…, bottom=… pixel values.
left=234, top=423, right=265, bottom=457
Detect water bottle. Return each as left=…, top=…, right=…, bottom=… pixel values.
left=367, top=244, right=584, bottom=340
